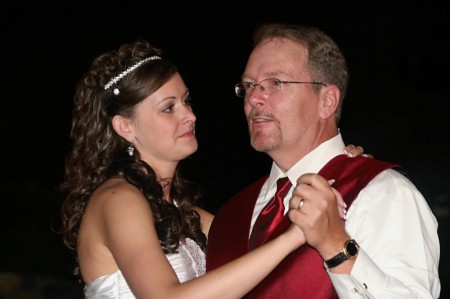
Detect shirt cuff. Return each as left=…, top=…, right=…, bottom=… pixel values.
left=327, top=248, right=386, bottom=298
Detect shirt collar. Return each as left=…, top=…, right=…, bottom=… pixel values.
left=268, top=132, right=345, bottom=187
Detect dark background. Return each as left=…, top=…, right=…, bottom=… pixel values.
left=1, top=2, right=449, bottom=298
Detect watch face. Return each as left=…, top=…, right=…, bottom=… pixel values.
left=346, top=240, right=359, bottom=257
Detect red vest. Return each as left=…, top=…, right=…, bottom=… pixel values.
left=206, top=155, right=397, bottom=298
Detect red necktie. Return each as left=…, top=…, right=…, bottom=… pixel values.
left=249, top=177, right=292, bottom=250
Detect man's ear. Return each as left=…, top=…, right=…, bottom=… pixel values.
left=319, top=85, right=340, bottom=119
left=112, top=115, right=133, bottom=141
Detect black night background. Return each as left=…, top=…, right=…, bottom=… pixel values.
left=1, top=2, right=449, bottom=298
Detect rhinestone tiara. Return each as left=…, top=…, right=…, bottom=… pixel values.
left=104, top=55, right=162, bottom=90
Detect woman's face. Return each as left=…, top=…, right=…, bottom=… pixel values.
left=131, top=72, right=197, bottom=169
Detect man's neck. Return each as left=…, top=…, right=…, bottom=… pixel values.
left=269, top=129, right=338, bottom=172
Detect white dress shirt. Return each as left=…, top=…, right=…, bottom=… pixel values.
left=251, top=133, right=441, bottom=298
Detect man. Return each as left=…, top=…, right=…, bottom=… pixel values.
left=206, top=23, right=440, bottom=298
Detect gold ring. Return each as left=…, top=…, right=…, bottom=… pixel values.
left=298, top=199, right=304, bottom=209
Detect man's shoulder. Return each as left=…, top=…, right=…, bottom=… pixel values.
left=320, top=154, right=399, bottom=179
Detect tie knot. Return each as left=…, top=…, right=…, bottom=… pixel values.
left=276, top=177, right=291, bottom=193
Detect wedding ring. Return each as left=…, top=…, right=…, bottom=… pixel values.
left=298, top=199, right=304, bottom=209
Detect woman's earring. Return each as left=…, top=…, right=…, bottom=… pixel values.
left=127, top=143, right=135, bottom=156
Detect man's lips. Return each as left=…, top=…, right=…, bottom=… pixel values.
left=252, top=116, right=272, bottom=124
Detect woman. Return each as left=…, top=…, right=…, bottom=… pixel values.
left=59, top=39, right=362, bottom=298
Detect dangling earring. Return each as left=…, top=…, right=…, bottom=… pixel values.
left=127, top=143, right=135, bottom=157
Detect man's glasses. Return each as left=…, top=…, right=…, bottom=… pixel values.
left=234, top=78, right=327, bottom=98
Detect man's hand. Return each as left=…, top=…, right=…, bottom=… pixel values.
left=288, top=173, right=350, bottom=259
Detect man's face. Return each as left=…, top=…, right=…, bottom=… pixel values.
left=242, top=38, right=323, bottom=159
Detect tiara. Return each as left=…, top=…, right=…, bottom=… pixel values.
left=104, top=55, right=162, bottom=90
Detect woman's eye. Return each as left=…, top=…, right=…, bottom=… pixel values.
left=163, top=104, right=175, bottom=113
left=183, top=96, right=192, bottom=106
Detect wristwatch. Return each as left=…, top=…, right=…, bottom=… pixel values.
left=324, top=239, right=360, bottom=269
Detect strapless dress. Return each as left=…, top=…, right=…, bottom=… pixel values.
left=84, top=238, right=205, bottom=298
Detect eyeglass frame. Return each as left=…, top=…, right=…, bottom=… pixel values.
left=234, top=78, right=327, bottom=98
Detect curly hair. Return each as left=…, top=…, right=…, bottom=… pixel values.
left=59, top=39, right=206, bottom=274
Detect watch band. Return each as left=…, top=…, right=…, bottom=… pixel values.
left=325, top=252, right=348, bottom=269
left=324, top=239, right=359, bottom=269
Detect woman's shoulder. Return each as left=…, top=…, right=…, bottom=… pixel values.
left=98, top=177, right=140, bottom=193
left=90, top=178, right=151, bottom=218
left=79, top=178, right=158, bottom=284
left=93, top=178, right=143, bottom=202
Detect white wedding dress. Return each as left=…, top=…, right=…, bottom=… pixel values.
left=84, top=238, right=206, bottom=298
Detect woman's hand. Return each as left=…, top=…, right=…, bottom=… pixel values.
left=344, top=144, right=373, bottom=158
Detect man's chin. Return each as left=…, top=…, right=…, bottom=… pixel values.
left=250, top=138, right=277, bottom=153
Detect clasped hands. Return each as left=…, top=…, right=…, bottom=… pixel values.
left=285, top=144, right=365, bottom=253
left=286, top=173, right=350, bottom=255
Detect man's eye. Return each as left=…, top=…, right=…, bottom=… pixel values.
left=270, top=79, right=282, bottom=87
left=243, top=82, right=253, bottom=90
